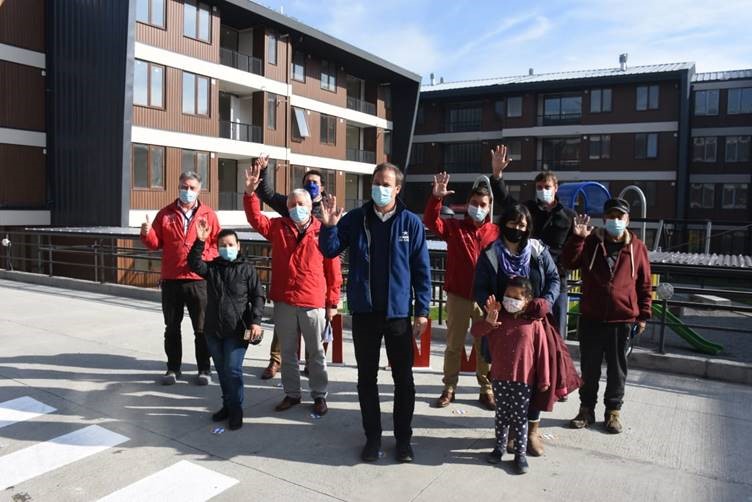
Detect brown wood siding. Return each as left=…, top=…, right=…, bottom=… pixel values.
left=0, top=144, right=46, bottom=207
left=582, top=81, right=680, bottom=124
left=0, top=0, right=44, bottom=52
left=132, top=66, right=218, bottom=136
left=263, top=92, right=287, bottom=147
left=135, top=0, right=220, bottom=62
left=0, top=61, right=45, bottom=131
left=290, top=56, right=347, bottom=107
left=130, top=146, right=219, bottom=209
left=289, top=110, right=345, bottom=159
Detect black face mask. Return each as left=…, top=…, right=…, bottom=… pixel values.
left=502, top=226, right=526, bottom=243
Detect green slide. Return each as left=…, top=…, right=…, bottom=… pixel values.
left=567, top=302, right=723, bottom=355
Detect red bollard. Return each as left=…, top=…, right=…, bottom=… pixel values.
left=459, top=342, right=477, bottom=372
left=331, top=314, right=344, bottom=364
left=412, top=318, right=432, bottom=368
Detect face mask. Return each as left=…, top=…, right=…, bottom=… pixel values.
left=502, top=226, right=525, bottom=243
left=467, top=204, right=488, bottom=223
left=304, top=181, right=320, bottom=199
left=536, top=188, right=555, bottom=204
left=605, top=218, right=627, bottom=238
left=503, top=296, right=526, bottom=314
left=289, top=205, right=310, bottom=224
left=179, top=189, right=198, bottom=205
left=371, top=185, right=393, bottom=207
left=219, top=247, right=238, bottom=262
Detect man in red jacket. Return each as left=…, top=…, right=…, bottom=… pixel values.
left=561, top=198, right=652, bottom=434
left=244, top=164, right=341, bottom=416
left=141, top=171, right=220, bottom=386
left=424, top=172, right=499, bottom=410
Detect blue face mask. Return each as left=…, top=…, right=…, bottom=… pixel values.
left=304, top=181, right=320, bottom=199
left=219, top=247, right=238, bottom=261
left=605, top=218, right=627, bottom=238
left=371, top=185, right=393, bottom=207
left=289, top=205, right=310, bottom=224
left=179, top=189, right=198, bottom=205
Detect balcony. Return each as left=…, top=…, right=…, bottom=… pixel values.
left=346, top=148, right=376, bottom=163
left=220, top=48, right=263, bottom=76
left=537, top=159, right=581, bottom=171
left=346, top=96, right=377, bottom=116
left=220, top=120, right=263, bottom=143
left=441, top=161, right=482, bottom=173
left=445, top=120, right=482, bottom=133
left=219, top=192, right=243, bottom=211
left=539, top=112, right=582, bottom=126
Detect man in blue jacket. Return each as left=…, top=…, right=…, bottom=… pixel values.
left=319, top=162, right=431, bottom=464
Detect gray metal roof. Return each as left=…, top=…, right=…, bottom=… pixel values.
left=649, top=251, right=752, bottom=268
left=422, top=62, right=696, bottom=92
left=692, top=69, right=752, bottom=82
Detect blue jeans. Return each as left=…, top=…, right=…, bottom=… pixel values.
left=205, top=335, right=248, bottom=409
left=553, top=275, right=568, bottom=340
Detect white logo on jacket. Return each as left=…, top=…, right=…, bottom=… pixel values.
left=398, top=231, right=410, bottom=243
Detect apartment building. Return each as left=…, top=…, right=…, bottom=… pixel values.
left=0, top=0, right=420, bottom=228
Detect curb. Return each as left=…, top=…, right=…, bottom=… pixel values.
left=2, top=270, right=750, bottom=386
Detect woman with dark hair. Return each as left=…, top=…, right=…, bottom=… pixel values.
left=473, top=203, right=560, bottom=456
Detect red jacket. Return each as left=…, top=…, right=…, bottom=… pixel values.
left=141, top=200, right=219, bottom=280
left=423, top=195, right=499, bottom=300
left=561, top=229, right=652, bottom=323
left=244, top=193, right=341, bottom=308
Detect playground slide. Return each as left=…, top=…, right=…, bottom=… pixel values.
left=651, top=303, right=723, bottom=356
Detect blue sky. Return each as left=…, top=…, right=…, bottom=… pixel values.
left=257, top=0, right=752, bottom=83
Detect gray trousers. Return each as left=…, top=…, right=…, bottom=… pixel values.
left=274, top=301, right=328, bottom=400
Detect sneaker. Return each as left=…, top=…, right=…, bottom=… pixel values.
left=161, top=371, right=179, bottom=385
left=361, top=438, right=382, bottom=462
left=604, top=410, right=623, bottom=434
left=212, top=406, right=229, bottom=422
left=396, top=442, right=414, bottom=463
left=196, top=371, right=211, bottom=386
left=569, top=406, right=596, bottom=429
left=486, top=447, right=503, bottom=464
left=514, top=454, right=529, bottom=474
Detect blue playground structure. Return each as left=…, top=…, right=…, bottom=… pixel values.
left=556, top=181, right=611, bottom=216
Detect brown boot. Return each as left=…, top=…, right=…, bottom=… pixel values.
left=569, top=406, right=596, bottom=429
left=434, top=390, right=455, bottom=408
left=261, top=361, right=280, bottom=380
left=604, top=409, right=623, bottom=434
left=478, top=392, right=496, bottom=411
left=527, top=421, right=544, bottom=457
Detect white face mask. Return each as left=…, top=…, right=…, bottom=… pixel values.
left=536, top=188, right=555, bottom=204
left=503, top=296, right=526, bottom=314
left=467, top=204, right=488, bottom=222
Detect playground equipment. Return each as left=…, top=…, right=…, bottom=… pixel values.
left=555, top=182, right=611, bottom=216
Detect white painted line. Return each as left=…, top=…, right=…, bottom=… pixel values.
left=0, top=396, right=56, bottom=429
left=98, top=460, right=238, bottom=502
left=0, top=425, right=129, bottom=490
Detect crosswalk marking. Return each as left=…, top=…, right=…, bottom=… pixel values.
left=0, top=396, right=56, bottom=429
left=0, top=424, right=129, bottom=490
left=98, top=460, right=238, bottom=502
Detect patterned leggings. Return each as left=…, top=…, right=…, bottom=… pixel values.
left=492, top=380, right=532, bottom=455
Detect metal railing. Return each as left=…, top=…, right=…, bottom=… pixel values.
left=537, top=159, right=581, bottom=170
left=220, top=47, right=263, bottom=76
left=346, top=148, right=376, bottom=163
left=219, top=120, right=263, bottom=143
left=218, top=192, right=243, bottom=211
left=445, top=120, right=482, bottom=132
left=346, top=96, right=376, bottom=115
left=538, top=112, right=582, bottom=125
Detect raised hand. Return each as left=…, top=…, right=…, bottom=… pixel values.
left=491, top=144, right=511, bottom=178
left=412, top=316, right=428, bottom=339
left=432, top=171, right=456, bottom=199
left=320, top=194, right=344, bottom=227
left=244, top=163, right=262, bottom=194
left=573, top=214, right=593, bottom=238
left=484, top=294, right=502, bottom=326
left=140, top=214, right=152, bottom=237
left=256, top=154, right=270, bottom=171
left=195, top=217, right=211, bottom=241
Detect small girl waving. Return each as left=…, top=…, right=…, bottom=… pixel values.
left=471, top=276, right=550, bottom=474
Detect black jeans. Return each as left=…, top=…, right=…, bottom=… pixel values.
left=578, top=318, right=629, bottom=411
left=161, top=279, right=210, bottom=373
left=352, top=313, right=415, bottom=444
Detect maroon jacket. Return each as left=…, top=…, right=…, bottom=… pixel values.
left=561, top=228, right=652, bottom=323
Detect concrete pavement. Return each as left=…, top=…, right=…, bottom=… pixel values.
left=1, top=279, right=751, bottom=502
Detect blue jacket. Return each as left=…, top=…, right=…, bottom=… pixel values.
left=319, top=199, right=431, bottom=319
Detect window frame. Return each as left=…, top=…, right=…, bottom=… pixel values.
left=132, top=143, right=166, bottom=190
left=635, top=133, right=659, bottom=159
left=506, top=96, right=523, bottom=118
left=181, top=149, right=211, bottom=191
left=320, top=114, right=337, bottom=145
left=266, top=94, right=277, bottom=130
left=181, top=71, right=210, bottom=117
left=320, top=60, right=337, bottom=92
left=292, top=51, right=306, bottom=82
left=689, top=183, right=715, bottom=209
left=694, top=89, right=719, bottom=116
left=636, top=84, right=660, bottom=111
left=727, top=87, right=752, bottom=114
left=721, top=183, right=748, bottom=209
left=267, top=31, right=278, bottom=65
left=134, top=60, right=165, bottom=110
left=183, top=0, right=212, bottom=43
left=136, top=0, right=166, bottom=29
left=725, top=136, right=751, bottom=162
left=590, top=88, right=612, bottom=113
left=692, top=136, right=717, bottom=162
left=589, top=134, right=611, bottom=160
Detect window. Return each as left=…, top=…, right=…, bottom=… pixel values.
left=690, top=183, right=715, bottom=208
left=383, top=86, right=392, bottom=109
left=502, top=139, right=522, bottom=161
left=445, top=105, right=481, bottom=132
left=589, top=135, right=611, bottom=159
left=266, top=94, right=277, bottom=129
left=543, top=95, right=582, bottom=123
left=636, top=85, right=660, bottom=110
left=291, top=107, right=310, bottom=140
left=136, top=0, right=165, bottom=28
left=694, top=89, right=719, bottom=116
left=722, top=183, right=748, bottom=209
left=384, top=131, right=391, bottom=157
left=506, top=96, right=522, bottom=117
left=320, top=114, right=336, bottom=144
left=728, top=87, right=752, bottom=114
left=181, top=150, right=210, bottom=189
left=590, top=88, right=612, bottom=113
left=292, top=51, right=305, bottom=82
left=692, top=137, right=717, bottom=162
left=409, top=143, right=424, bottom=166
left=542, top=137, right=581, bottom=169
left=267, top=32, right=278, bottom=65
left=182, top=72, right=210, bottom=115
left=183, top=1, right=211, bottom=43
left=725, top=136, right=751, bottom=162
left=132, top=144, right=165, bottom=189
left=321, top=60, right=337, bottom=92
left=134, top=60, right=164, bottom=108
left=444, top=143, right=482, bottom=172
left=635, top=133, right=658, bottom=159
left=494, top=100, right=504, bottom=119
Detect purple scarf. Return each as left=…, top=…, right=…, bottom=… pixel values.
left=495, top=239, right=531, bottom=278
